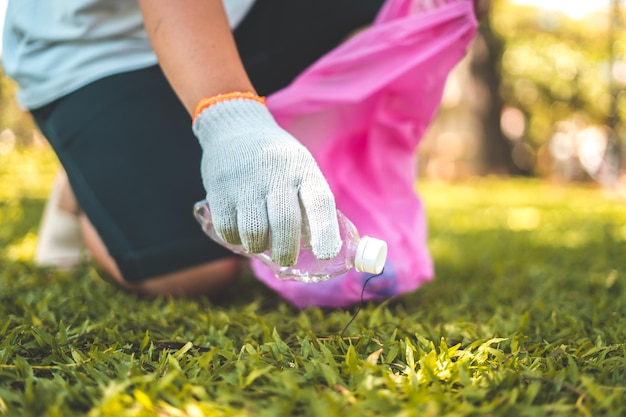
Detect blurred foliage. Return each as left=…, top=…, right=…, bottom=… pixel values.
left=0, top=146, right=58, bottom=262
left=492, top=0, right=625, bottom=149
left=0, top=67, right=37, bottom=146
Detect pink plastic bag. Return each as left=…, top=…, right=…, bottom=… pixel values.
left=251, top=0, right=478, bottom=308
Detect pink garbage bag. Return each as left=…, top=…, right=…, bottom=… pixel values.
left=251, top=0, right=478, bottom=308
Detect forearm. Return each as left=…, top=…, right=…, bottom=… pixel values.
left=138, top=0, right=255, bottom=115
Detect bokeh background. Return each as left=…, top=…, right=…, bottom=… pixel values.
left=0, top=0, right=625, bottom=187
left=419, top=0, right=626, bottom=188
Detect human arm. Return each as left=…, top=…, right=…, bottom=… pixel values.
left=138, top=0, right=342, bottom=266
left=138, top=0, right=254, bottom=113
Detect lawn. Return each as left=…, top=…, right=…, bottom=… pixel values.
left=1, top=146, right=626, bottom=417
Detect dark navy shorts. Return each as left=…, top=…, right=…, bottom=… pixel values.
left=31, top=0, right=384, bottom=282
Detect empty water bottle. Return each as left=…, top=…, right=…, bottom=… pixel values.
left=193, top=200, right=387, bottom=283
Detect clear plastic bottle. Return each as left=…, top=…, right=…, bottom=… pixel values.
left=193, top=200, right=387, bottom=283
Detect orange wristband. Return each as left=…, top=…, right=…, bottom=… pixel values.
left=192, top=91, right=267, bottom=122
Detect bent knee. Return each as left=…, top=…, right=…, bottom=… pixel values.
left=110, top=257, right=243, bottom=298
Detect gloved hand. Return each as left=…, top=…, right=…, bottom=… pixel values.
left=192, top=97, right=342, bottom=266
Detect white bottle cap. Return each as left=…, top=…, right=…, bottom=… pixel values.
left=355, top=236, right=388, bottom=274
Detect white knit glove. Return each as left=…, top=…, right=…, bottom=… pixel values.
left=192, top=97, right=342, bottom=266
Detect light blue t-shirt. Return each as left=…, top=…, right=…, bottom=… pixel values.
left=2, top=0, right=256, bottom=109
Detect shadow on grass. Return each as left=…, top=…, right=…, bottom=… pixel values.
left=386, top=207, right=626, bottom=348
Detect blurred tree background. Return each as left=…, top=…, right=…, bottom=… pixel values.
left=419, top=0, right=626, bottom=188
left=0, top=70, right=37, bottom=141
left=0, top=0, right=624, bottom=188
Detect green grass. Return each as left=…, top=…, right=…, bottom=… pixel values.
left=1, top=147, right=626, bottom=416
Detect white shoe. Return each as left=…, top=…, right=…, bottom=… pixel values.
left=35, top=172, right=88, bottom=269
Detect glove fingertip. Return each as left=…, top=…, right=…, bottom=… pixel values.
left=270, top=246, right=300, bottom=267
left=311, top=229, right=342, bottom=260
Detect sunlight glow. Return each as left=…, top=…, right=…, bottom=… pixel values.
left=511, top=0, right=611, bottom=19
